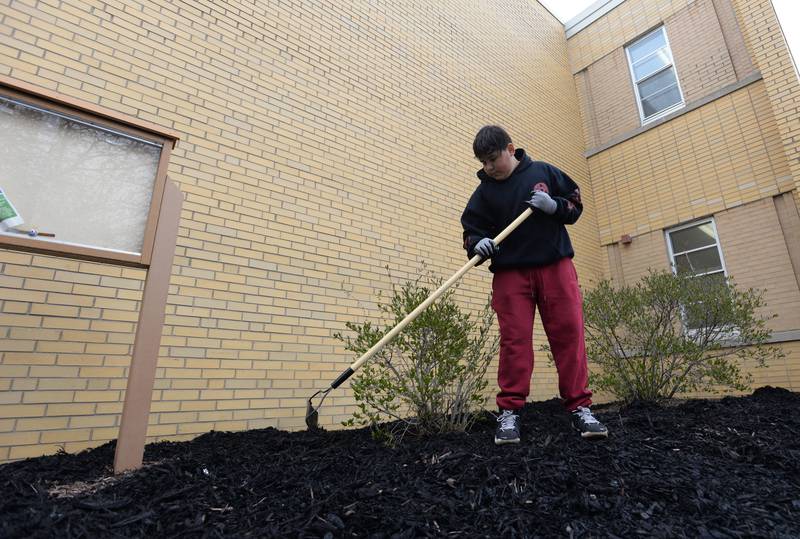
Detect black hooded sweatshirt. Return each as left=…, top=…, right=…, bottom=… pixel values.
left=461, top=149, right=583, bottom=272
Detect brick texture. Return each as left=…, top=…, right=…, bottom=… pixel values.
left=716, top=197, right=800, bottom=331
left=668, top=0, right=737, bottom=102
left=568, top=0, right=697, bottom=74
left=712, top=0, right=756, bottom=78
left=607, top=196, right=800, bottom=330
left=731, top=0, right=800, bottom=209
left=587, top=82, right=793, bottom=245
left=0, top=0, right=601, bottom=461
left=1, top=0, right=797, bottom=464
left=579, top=48, right=640, bottom=149
left=575, top=0, right=755, bottom=148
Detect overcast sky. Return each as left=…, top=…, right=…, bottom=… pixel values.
left=538, top=0, right=798, bottom=71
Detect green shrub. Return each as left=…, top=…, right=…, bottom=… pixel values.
left=582, top=270, right=783, bottom=403
left=334, top=270, right=498, bottom=444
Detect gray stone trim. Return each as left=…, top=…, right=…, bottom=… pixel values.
left=717, top=329, right=800, bottom=347
left=764, top=330, right=800, bottom=345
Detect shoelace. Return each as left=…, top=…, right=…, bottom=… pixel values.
left=497, top=411, right=518, bottom=431
left=575, top=406, right=599, bottom=425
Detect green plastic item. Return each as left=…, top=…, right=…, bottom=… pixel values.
left=0, top=187, right=24, bottom=231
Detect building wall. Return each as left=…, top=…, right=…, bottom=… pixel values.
left=711, top=0, right=755, bottom=78
left=587, top=81, right=793, bottom=245
left=569, top=0, right=697, bottom=74
left=571, top=0, right=800, bottom=398
left=607, top=195, right=800, bottom=332
left=576, top=49, right=640, bottom=149
left=0, top=1, right=601, bottom=462
left=576, top=0, right=757, bottom=149
left=731, top=0, right=800, bottom=210
left=668, top=0, right=738, bottom=101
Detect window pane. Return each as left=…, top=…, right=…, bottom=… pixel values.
left=641, top=86, right=682, bottom=117
left=696, top=272, right=726, bottom=288
left=629, top=29, right=666, bottom=63
left=632, top=49, right=671, bottom=80
left=684, top=273, right=727, bottom=329
left=0, top=97, right=161, bottom=255
left=674, top=247, right=723, bottom=275
left=669, top=223, right=717, bottom=253
left=639, top=68, right=679, bottom=99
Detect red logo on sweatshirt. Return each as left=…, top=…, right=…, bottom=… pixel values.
left=532, top=182, right=549, bottom=194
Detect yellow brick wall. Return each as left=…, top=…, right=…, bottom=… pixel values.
left=599, top=194, right=800, bottom=401
left=731, top=0, right=800, bottom=208
left=575, top=0, right=754, bottom=149
left=607, top=195, right=800, bottom=331
left=578, top=48, right=640, bottom=149
left=711, top=0, right=755, bottom=78
left=587, top=81, right=793, bottom=245
left=578, top=0, right=800, bottom=402
left=0, top=252, right=144, bottom=460
left=607, top=230, right=672, bottom=285
left=678, top=340, right=800, bottom=399
left=716, top=196, right=800, bottom=331
left=0, top=1, right=601, bottom=462
left=568, top=0, right=698, bottom=74
left=667, top=0, right=738, bottom=100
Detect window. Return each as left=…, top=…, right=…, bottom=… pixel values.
left=666, top=219, right=727, bottom=329
left=626, top=27, right=684, bottom=123
left=0, top=75, right=178, bottom=266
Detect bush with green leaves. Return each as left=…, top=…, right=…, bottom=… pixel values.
left=582, top=270, right=783, bottom=403
left=334, top=271, right=498, bottom=444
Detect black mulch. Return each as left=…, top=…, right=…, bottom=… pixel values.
left=2, top=386, right=799, bottom=538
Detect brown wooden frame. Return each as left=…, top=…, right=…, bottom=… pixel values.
left=0, top=75, right=179, bottom=267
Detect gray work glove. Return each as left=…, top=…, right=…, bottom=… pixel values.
left=474, top=237, right=498, bottom=259
left=527, top=190, right=558, bottom=215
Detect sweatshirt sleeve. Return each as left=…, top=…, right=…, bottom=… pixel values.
left=460, top=188, right=496, bottom=260
left=548, top=164, right=583, bottom=225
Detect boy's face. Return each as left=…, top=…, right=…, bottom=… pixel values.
left=479, top=143, right=517, bottom=181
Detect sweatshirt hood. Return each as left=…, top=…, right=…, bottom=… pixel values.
left=476, top=148, right=533, bottom=183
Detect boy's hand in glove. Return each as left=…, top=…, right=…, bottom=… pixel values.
left=527, top=190, right=557, bottom=215
left=474, top=238, right=498, bottom=259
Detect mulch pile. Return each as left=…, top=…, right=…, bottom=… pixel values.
left=1, top=386, right=799, bottom=538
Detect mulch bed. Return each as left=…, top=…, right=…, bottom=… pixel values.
left=1, top=386, right=799, bottom=538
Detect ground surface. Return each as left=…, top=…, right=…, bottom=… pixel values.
left=1, top=386, right=798, bottom=538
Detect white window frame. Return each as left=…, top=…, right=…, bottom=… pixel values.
left=666, top=218, right=735, bottom=337
left=665, top=218, right=727, bottom=280
left=626, top=26, right=685, bottom=125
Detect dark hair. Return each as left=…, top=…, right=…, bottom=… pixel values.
left=473, top=125, right=512, bottom=160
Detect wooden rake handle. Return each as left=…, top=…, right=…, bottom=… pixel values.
left=326, top=207, right=534, bottom=390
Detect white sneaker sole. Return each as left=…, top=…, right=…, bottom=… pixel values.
left=494, top=437, right=521, bottom=445
left=580, top=430, right=609, bottom=439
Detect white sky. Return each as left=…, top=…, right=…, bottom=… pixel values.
left=537, top=0, right=595, bottom=23
left=538, top=0, right=798, bottom=71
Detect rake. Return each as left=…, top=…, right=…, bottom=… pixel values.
left=305, top=207, right=534, bottom=430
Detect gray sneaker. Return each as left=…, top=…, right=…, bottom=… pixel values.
left=495, top=409, right=521, bottom=445
left=571, top=406, right=608, bottom=439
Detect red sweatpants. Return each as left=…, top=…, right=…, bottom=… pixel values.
left=491, top=257, right=592, bottom=412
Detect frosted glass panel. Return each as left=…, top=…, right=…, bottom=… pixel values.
left=0, top=96, right=161, bottom=255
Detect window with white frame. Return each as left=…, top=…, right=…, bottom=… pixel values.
left=626, top=27, right=684, bottom=123
left=666, top=219, right=727, bottom=329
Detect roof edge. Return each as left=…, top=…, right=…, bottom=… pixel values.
left=565, top=0, right=625, bottom=38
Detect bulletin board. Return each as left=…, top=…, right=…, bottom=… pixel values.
left=0, top=75, right=185, bottom=473
left=0, top=76, right=178, bottom=267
